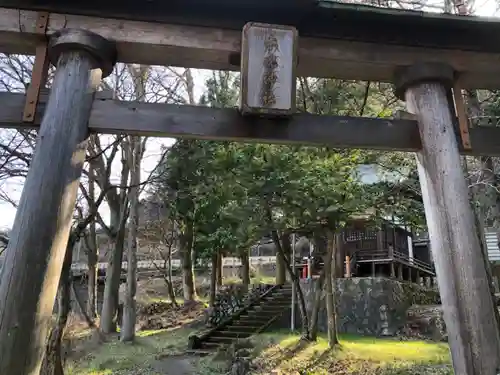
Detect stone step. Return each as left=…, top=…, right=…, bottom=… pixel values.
left=211, top=330, right=252, bottom=339
left=265, top=295, right=292, bottom=301
left=249, top=305, right=288, bottom=311
left=252, top=303, right=290, bottom=309
left=264, top=301, right=291, bottom=306
left=234, top=318, right=264, bottom=326
left=227, top=325, right=259, bottom=332
left=260, top=304, right=290, bottom=309
left=268, top=291, right=292, bottom=297
left=244, top=312, right=282, bottom=319
left=272, top=288, right=292, bottom=293
left=238, top=313, right=270, bottom=319
left=248, top=311, right=284, bottom=321
left=260, top=300, right=291, bottom=306
left=206, top=335, right=236, bottom=344
left=193, top=286, right=293, bottom=349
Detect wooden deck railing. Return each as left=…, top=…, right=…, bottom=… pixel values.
left=357, top=249, right=392, bottom=261
left=356, top=248, right=434, bottom=274
left=392, top=250, right=434, bottom=274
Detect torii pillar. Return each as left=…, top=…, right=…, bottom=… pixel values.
left=0, top=29, right=116, bottom=375
left=394, top=62, right=500, bottom=375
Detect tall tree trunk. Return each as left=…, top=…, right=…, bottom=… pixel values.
left=308, top=268, right=326, bottom=341
left=265, top=205, right=309, bottom=337
left=100, top=222, right=126, bottom=334
left=463, top=156, right=500, bottom=336
left=240, top=251, right=251, bottom=289
left=100, top=148, right=130, bottom=334
left=181, top=221, right=196, bottom=301
left=276, top=241, right=287, bottom=285
left=86, top=248, right=98, bottom=319
left=71, top=280, right=100, bottom=331
left=281, top=233, right=292, bottom=281
left=209, top=251, right=218, bottom=307
left=182, top=250, right=196, bottom=301
left=270, top=228, right=310, bottom=338
left=308, top=233, right=328, bottom=341
left=325, top=231, right=339, bottom=347
left=335, top=235, right=344, bottom=278
left=166, top=245, right=177, bottom=305
left=40, top=235, right=76, bottom=375
left=479, top=156, right=500, bottom=244
left=275, top=243, right=286, bottom=285
left=86, top=162, right=98, bottom=319
left=191, top=247, right=197, bottom=285
left=216, top=251, right=223, bottom=288
left=121, top=137, right=142, bottom=342
left=184, top=68, right=196, bottom=105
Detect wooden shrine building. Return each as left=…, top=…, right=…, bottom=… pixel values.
left=341, top=218, right=434, bottom=283
left=256, top=217, right=436, bottom=283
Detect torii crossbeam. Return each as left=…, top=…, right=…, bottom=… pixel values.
left=0, top=4, right=499, bottom=86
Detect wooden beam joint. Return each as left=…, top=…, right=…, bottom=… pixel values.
left=393, top=62, right=474, bottom=150
left=23, top=11, right=49, bottom=123
left=452, top=84, right=472, bottom=150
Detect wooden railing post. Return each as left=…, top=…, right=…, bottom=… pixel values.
left=345, top=255, right=351, bottom=277
left=0, top=29, right=116, bottom=375
left=397, top=264, right=403, bottom=280
left=394, top=62, right=500, bottom=375
left=390, top=262, right=395, bottom=278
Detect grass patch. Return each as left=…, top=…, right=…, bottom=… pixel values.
left=64, top=327, right=452, bottom=375
left=65, top=327, right=195, bottom=375
left=338, top=334, right=449, bottom=363
left=252, top=332, right=451, bottom=375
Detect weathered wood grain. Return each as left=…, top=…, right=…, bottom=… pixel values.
left=2, top=91, right=500, bottom=156
left=408, top=82, right=500, bottom=375
left=0, top=53, right=100, bottom=374
left=0, top=8, right=499, bottom=87
left=3, top=0, right=500, bottom=54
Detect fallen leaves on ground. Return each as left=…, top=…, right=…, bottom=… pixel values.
left=137, top=300, right=205, bottom=330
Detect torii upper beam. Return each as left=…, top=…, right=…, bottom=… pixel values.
left=0, top=4, right=498, bottom=88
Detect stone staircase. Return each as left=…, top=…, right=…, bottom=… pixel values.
left=189, top=283, right=293, bottom=351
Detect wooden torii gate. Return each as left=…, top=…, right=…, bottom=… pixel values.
left=0, top=1, right=499, bottom=374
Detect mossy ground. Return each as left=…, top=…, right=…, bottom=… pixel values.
left=250, top=332, right=451, bottom=375
left=65, top=327, right=451, bottom=375
left=65, top=276, right=450, bottom=374
left=65, top=327, right=197, bottom=375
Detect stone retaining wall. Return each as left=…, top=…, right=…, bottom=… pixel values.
left=404, top=305, right=447, bottom=341
left=300, top=277, right=440, bottom=336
